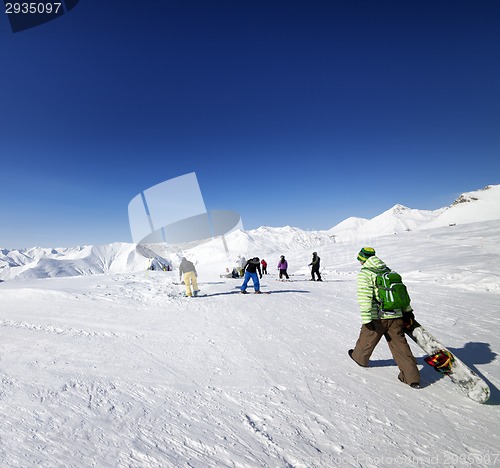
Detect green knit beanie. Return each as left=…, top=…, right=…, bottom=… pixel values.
left=357, top=247, right=376, bottom=262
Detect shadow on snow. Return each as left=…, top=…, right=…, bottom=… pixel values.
left=368, top=341, right=498, bottom=402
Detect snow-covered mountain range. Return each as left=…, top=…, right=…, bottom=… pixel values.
left=1, top=184, right=499, bottom=281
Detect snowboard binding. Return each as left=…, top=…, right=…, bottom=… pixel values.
left=424, top=350, right=455, bottom=374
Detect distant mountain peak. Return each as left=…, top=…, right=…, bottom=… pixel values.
left=451, top=185, right=494, bottom=206
left=390, top=204, right=410, bottom=214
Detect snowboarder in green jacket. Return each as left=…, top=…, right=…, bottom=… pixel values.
left=348, top=247, right=420, bottom=388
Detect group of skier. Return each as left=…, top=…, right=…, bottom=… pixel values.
left=239, top=252, right=323, bottom=292
left=275, top=252, right=321, bottom=281
left=178, top=246, right=421, bottom=388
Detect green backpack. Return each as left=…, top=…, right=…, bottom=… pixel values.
left=369, top=267, right=411, bottom=312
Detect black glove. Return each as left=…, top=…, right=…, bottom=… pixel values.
left=364, top=322, right=375, bottom=331
left=260, top=274, right=263, bottom=279
left=402, top=311, right=415, bottom=329
left=403, top=310, right=415, bottom=320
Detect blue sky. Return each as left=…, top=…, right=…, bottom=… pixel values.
left=1, top=0, right=499, bottom=249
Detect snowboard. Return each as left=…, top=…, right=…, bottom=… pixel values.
left=239, top=291, right=271, bottom=295
left=180, top=290, right=206, bottom=297
left=403, top=317, right=490, bottom=403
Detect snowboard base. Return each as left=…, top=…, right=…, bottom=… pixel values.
left=240, top=291, right=271, bottom=295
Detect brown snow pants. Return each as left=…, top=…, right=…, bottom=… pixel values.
left=351, top=318, right=420, bottom=386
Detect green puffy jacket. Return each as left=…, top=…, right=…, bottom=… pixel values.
left=357, top=256, right=411, bottom=324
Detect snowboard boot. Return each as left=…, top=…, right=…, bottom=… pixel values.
left=398, top=373, right=420, bottom=388
left=348, top=349, right=368, bottom=367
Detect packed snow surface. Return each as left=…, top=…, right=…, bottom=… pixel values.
left=0, top=185, right=499, bottom=466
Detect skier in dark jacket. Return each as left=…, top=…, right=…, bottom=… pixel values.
left=240, top=257, right=263, bottom=294
left=309, top=252, right=322, bottom=281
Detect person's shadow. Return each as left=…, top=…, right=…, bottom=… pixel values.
left=370, top=342, right=498, bottom=404
left=202, top=289, right=310, bottom=297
